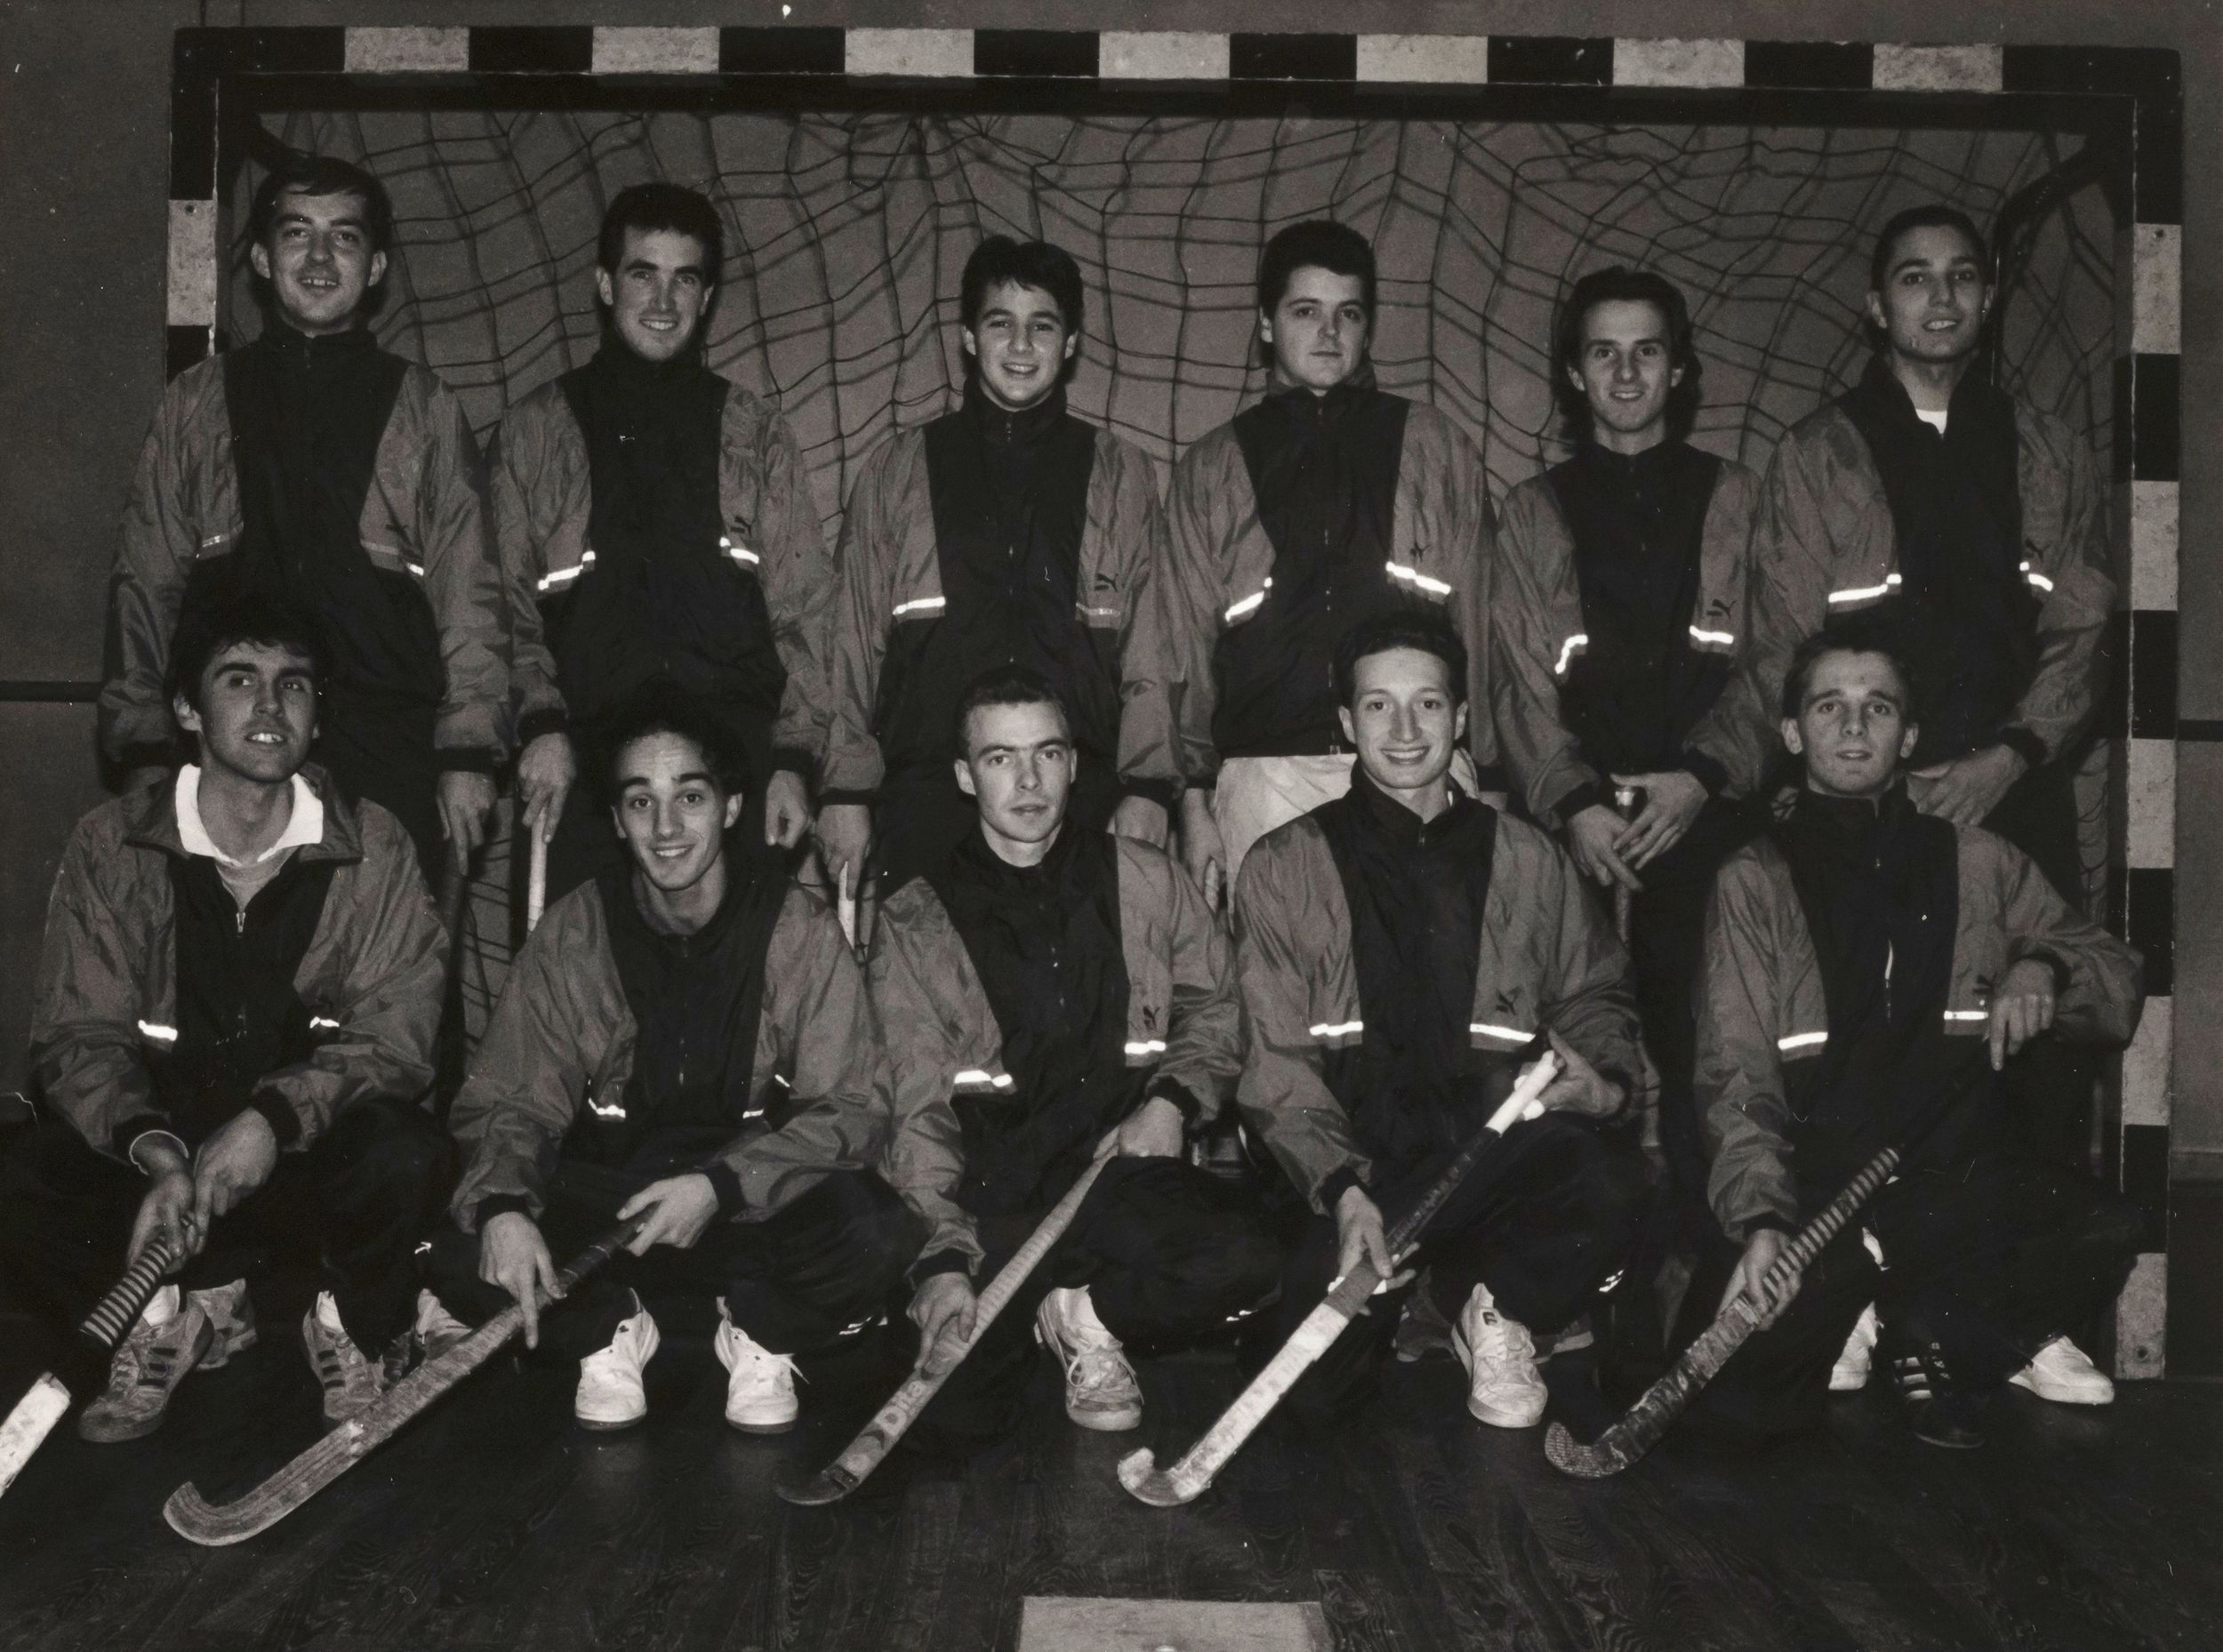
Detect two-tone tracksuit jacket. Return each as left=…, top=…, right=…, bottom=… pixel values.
left=1492, top=440, right=1762, bottom=827
left=447, top=868, right=888, bottom=1232
left=1725, top=362, right=2112, bottom=795
left=28, top=769, right=446, bottom=1160
left=1232, top=776, right=1641, bottom=1212
left=1697, top=789, right=2142, bottom=1243
left=492, top=345, right=836, bottom=776
left=1153, top=371, right=1500, bottom=790
left=822, top=383, right=1177, bottom=810
left=100, top=325, right=508, bottom=779
left=870, top=830, right=1239, bottom=1279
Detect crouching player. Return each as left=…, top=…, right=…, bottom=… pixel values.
left=429, top=685, right=916, bottom=1432
left=3, top=594, right=452, bottom=1439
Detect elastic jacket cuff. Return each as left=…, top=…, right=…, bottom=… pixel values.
left=472, top=1193, right=535, bottom=1229
left=1317, top=1165, right=1368, bottom=1214
left=1555, top=780, right=1617, bottom=823
left=248, top=1093, right=305, bottom=1150
left=818, top=786, right=878, bottom=808
left=124, top=1126, right=189, bottom=1172
left=1120, top=776, right=1182, bottom=812
left=703, top=1162, right=748, bottom=1218
left=436, top=746, right=499, bottom=775
left=1144, top=1079, right=1205, bottom=1130
left=1743, top=1213, right=1797, bottom=1239
left=911, top=1248, right=975, bottom=1285
left=768, top=748, right=819, bottom=788
left=1681, top=750, right=1730, bottom=799
left=1996, top=726, right=2049, bottom=771
left=517, top=708, right=569, bottom=746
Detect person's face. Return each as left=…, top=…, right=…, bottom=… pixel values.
left=1866, top=223, right=1991, bottom=369
left=1338, top=646, right=1467, bottom=802
left=1782, top=650, right=1920, bottom=799
left=610, top=732, right=742, bottom=894
left=1570, top=298, right=1681, bottom=443
left=596, top=227, right=714, bottom=364
left=962, top=279, right=1077, bottom=413
left=1260, top=266, right=1370, bottom=393
left=173, top=641, right=319, bottom=786
left=250, top=188, right=386, bottom=337
left=954, top=700, right=1075, bottom=855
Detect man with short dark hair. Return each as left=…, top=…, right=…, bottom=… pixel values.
left=871, top=666, right=1277, bottom=1442
left=429, top=684, right=912, bottom=1434
left=102, top=153, right=507, bottom=880
left=819, top=236, right=1176, bottom=903
left=1690, top=623, right=2142, bottom=1448
left=1156, top=220, right=1498, bottom=906
left=1234, top=613, right=1646, bottom=1429
left=4, top=593, right=453, bottom=1441
left=494, top=181, right=836, bottom=902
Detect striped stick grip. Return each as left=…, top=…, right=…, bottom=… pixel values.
left=1779, top=1146, right=1901, bottom=1275
left=80, top=1236, right=185, bottom=1351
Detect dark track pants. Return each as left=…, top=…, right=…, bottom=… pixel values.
left=912, top=1156, right=1281, bottom=1445
left=429, top=1153, right=922, bottom=1364
left=1687, top=1154, right=2141, bottom=1446
left=0, top=1102, right=453, bottom=1354
left=1262, top=1111, right=1647, bottom=1425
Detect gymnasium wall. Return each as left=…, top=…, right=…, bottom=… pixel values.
left=3, top=1, right=2217, bottom=1182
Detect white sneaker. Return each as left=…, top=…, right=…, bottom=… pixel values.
left=413, top=1289, right=472, bottom=1362
left=575, top=1300, right=660, bottom=1431
left=1831, top=1303, right=1881, bottom=1392
left=713, top=1304, right=799, bottom=1434
left=189, top=1279, right=258, bottom=1369
left=2009, top=1335, right=2115, bottom=1406
left=1451, top=1284, right=1548, bottom=1429
left=301, top=1291, right=396, bottom=1425
left=1034, top=1286, right=1144, bottom=1431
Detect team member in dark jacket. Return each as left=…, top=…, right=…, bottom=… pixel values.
left=819, top=237, right=1176, bottom=903
left=4, top=594, right=452, bottom=1441
left=1493, top=268, right=1765, bottom=1261
left=1156, top=221, right=1498, bottom=904
left=430, top=686, right=912, bottom=1434
left=1235, top=614, right=1646, bottom=1429
left=1692, top=625, right=2142, bottom=1448
left=872, top=667, right=1278, bottom=1440
left=494, top=184, right=836, bottom=899
left=101, top=155, right=506, bottom=879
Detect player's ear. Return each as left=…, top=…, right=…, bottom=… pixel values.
left=1338, top=704, right=1358, bottom=747
left=366, top=250, right=388, bottom=291
left=953, top=756, right=977, bottom=798
left=251, top=241, right=273, bottom=282
left=1781, top=717, right=1804, bottom=757
left=1256, top=308, right=1275, bottom=348
left=722, top=791, right=743, bottom=830
left=1454, top=701, right=1469, bottom=743
left=1060, top=330, right=1079, bottom=365
left=1899, top=723, right=1920, bottom=759
left=1865, top=290, right=1889, bottom=332
left=961, top=326, right=979, bottom=363
left=173, top=693, right=202, bottom=737
left=595, top=267, right=615, bottom=309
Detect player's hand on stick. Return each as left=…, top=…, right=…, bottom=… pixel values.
left=1610, top=770, right=1706, bottom=870
left=763, top=769, right=812, bottom=850
left=1537, top=1030, right=1624, bottom=1119
left=1568, top=804, right=1643, bottom=894
left=1908, top=743, right=2027, bottom=828
left=480, top=1211, right=561, bottom=1349
left=129, top=1143, right=200, bottom=1270
left=517, top=732, right=576, bottom=846
left=1988, top=957, right=2058, bottom=1071
left=437, top=770, right=499, bottom=863
left=816, top=803, right=878, bottom=956
left=1717, top=1228, right=1802, bottom=1329
left=1179, top=789, right=1225, bottom=910
left=617, top=1174, right=721, bottom=1254
left=1109, top=793, right=1170, bottom=848
left=1333, top=1183, right=1413, bottom=1299
left=908, top=1272, right=979, bottom=1377
left=1103, top=1094, right=1184, bottom=1159
left=190, top=1109, right=279, bottom=1235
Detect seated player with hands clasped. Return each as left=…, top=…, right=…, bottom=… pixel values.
left=871, top=668, right=1280, bottom=1442
left=2, top=593, right=453, bottom=1439
left=1234, top=613, right=1648, bottom=1430
left=1691, top=624, right=2144, bottom=1448
left=429, top=685, right=918, bottom=1434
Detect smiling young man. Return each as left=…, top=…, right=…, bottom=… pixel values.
left=494, top=184, right=836, bottom=902
left=101, top=154, right=507, bottom=882
left=869, top=667, right=1277, bottom=1443
left=429, top=684, right=912, bottom=1433
left=1232, top=613, right=1646, bottom=1430
left=819, top=237, right=1176, bottom=911
left=1153, top=221, right=1498, bottom=908
left=4, top=593, right=452, bottom=1441
left=1689, top=624, right=2142, bottom=1449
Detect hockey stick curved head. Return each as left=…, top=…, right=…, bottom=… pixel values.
left=1542, top=1420, right=1626, bottom=1480
left=164, top=1481, right=271, bottom=1546
left=775, top=1466, right=858, bottom=1507
left=1116, top=1446, right=1197, bottom=1507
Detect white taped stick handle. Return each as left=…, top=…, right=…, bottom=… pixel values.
left=526, top=830, right=548, bottom=934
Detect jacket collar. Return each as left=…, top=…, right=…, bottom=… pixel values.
left=121, top=763, right=365, bottom=866
left=1347, top=762, right=1475, bottom=849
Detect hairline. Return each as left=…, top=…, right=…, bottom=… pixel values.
left=959, top=697, right=1072, bottom=756
left=1794, top=647, right=1911, bottom=710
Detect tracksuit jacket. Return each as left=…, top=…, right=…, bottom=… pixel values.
left=28, top=770, right=446, bottom=1159
left=447, top=877, right=887, bottom=1232
left=100, top=336, right=508, bottom=774
left=1723, top=389, right=2111, bottom=795
left=870, top=835, right=1238, bottom=1277
left=1697, top=816, right=2142, bottom=1243
left=491, top=366, right=836, bottom=769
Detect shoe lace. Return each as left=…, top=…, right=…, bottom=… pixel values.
left=1891, top=1343, right=1955, bottom=1401
left=1065, top=1345, right=1135, bottom=1396
left=1468, top=1307, right=1536, bottom=1374
left=311, top=1328, right=374, bottom=1393
left=103, top=1325, right=155, bottom=1398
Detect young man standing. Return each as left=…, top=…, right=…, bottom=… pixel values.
left=819, top=237, right=1176, bottom=905
left=101, top=155, right=506, bottom=881
left=1234, top=614, right=1646, bottom=1429
left=1692, top=626, right=2142, bottom=1448
left=494, top=183, right=836, bottom=899
left=1156, top=221, right=1497, bottom=905
left=1493, top=268, right=1764, bottom=1266
left=429, top=686, right=913, bottom=1434
left=871, top=668, right=1278, bottom=1443
left=4, top=595, right=453, bottom=1439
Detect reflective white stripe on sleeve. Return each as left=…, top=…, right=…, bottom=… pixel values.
left=1688, top=625, right=1736, bottom=648
left=952, top=1068, right=1016, bottom=1091
left=1468, top=1022, right=1532, bottom=1046
left=137, top=1021, right=179, bottom=1044
left=1307, top=1020, right=1363, bottom=1048
left=1826, top=573, right=1902, bottom=606
left=2019, top=560, right=2055, bottom=594
left=1123, top=1039, right=1168, bottom=1058
left=1777, top=1030, right=1828, bottom=1054
left=1942, top=1009, right=1990, bottom=1023
left=198, top=532, right=231, bottom=551
left=588, top=1095, right=627, bottom=1119
left=1224, top=579, right=1272, bottom=624
left=720, top=535, right=760, bottom=567
left=309, top=1015, right=341, bottom=1032
left=1553, top=634, right=1589, bottom=677
left=537, top=550, right=594, bottom=593
left=1385, top=561, right=1453, bottom=598
left=893, top=595, right=947, bottom=618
